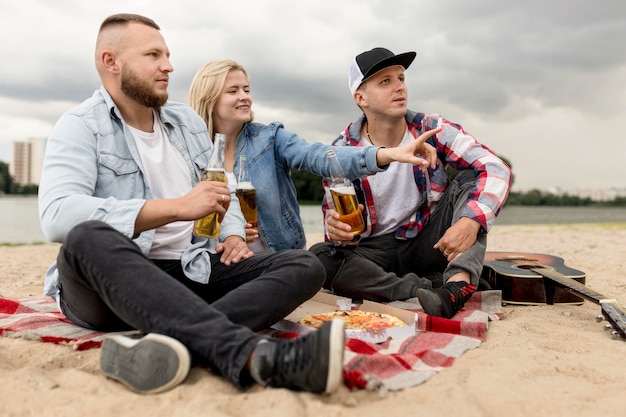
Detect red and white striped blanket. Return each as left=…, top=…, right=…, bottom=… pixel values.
left=342, top=291, right=501, bottom=392
left=0, top=296, right=107, bottom=350
left=0, top=290, right=501, bottom=392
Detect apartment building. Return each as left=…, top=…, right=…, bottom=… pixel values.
left=9, top=140, right=45, bottom=186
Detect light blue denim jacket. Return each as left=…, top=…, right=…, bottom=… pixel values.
left=232, top=122, right=385, bottom=253
left=39, top=86, right=245, bottom=299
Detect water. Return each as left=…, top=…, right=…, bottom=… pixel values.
left=299, top=205, right=324, bottom=235
left=300, top=204, right=626, bottom=233
left=2, top=196, right=626, bottom=244
left=0, top=196, right=46, bottom=244
left=489, top=205, right=626, bottom=225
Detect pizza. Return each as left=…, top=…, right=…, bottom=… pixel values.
left=299, top=310, right=405, bottom=331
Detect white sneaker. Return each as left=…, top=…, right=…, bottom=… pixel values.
left=100, top=333, right=191, bottom=394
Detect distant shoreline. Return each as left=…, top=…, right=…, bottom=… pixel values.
left=3, top=222, right=625, bottom=249
left=3, top=197, right=626, bottom=245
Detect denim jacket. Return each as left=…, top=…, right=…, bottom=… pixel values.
left=39, top=86, right=246, bottom=298
left=232, top=122, right=385, bottom=253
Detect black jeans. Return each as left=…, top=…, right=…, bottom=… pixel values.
left=310, top=170, right=486, bottom=302
left=56, top=221, right=324, bottom=387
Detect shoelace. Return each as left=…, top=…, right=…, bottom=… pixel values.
left=269, top=334, right=313, bottom=387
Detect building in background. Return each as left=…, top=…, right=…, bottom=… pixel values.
left=9, top=140, right=45, bottom=186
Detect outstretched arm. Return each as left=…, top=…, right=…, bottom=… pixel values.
left=374, top=127, right=441, bottom=169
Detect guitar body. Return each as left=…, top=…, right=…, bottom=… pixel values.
left=482, top=252, right=586, bottom=305
left=482, top=251, right=626, bottom=340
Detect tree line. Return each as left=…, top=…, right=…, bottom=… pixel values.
left=3, top=160, right=625, bottom=207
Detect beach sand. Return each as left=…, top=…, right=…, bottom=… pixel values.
left=1, top=223, right=625, bottom=417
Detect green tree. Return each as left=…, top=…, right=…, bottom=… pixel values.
left=291, top=170, right=325, bottom=204
left=519, top=189, right=543, bottom=205
left=0, top=161, right=13, bottom=194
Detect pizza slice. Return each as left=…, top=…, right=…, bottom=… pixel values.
left=299, top=310, right=405, bottom=331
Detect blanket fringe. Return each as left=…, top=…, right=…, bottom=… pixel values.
left=343, top=370, right=388, bottom=397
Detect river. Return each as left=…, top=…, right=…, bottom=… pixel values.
left=1, top=196, right=625, bottom=244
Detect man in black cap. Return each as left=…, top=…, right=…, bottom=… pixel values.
left=310, top=47, right=513, bottom=319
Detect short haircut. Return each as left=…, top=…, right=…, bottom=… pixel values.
left=99, top=13, right=160, bottom=33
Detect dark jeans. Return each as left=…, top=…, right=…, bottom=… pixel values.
left=310, top=170, right=486, bottom=302
left=56, top=221, right=324, bottom=387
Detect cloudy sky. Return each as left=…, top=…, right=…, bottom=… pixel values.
left=1, top=0, right=625, bottom=192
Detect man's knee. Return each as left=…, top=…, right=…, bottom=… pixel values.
left=453, top=169, right=476, bottom=187
left=65, top=220, right=106, bottom=250
left=308, top=243, right=345, bottom=288
left=294, top=250, right=326, bottom=288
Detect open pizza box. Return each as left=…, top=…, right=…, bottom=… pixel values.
left=271, top=291, right=416, bottom=344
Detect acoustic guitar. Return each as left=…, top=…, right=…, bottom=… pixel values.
left=482, top=251, right=626, bottom=340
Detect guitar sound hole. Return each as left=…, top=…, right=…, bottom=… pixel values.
left=514, top=264, right=552, bottom=271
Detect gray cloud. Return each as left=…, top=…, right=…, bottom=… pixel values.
left=1, top=0, right=625, bottom=192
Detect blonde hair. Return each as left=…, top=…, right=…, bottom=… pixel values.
left=189, top=59, right=254, bottom=140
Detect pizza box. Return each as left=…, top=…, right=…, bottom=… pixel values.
left=271, top=291, right=416, bottom=344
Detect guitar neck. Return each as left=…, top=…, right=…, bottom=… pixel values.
left=601, top=300, right=626, bottom=340
left=533, top=267, right=607, bottom=305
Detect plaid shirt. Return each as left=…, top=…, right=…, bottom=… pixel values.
left=322, top=110, right=512, bottom=240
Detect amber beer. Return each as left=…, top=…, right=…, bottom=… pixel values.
left=235, top=182, right=258, bottom=228
left=193, top=168, right=227, bottom=238
left=329, top=186, right=364, bottom=235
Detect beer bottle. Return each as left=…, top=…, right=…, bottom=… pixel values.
left=193, top=133, right=228, bottom=238
left=235, top=154, right=258, bottom=229
left=325, top=149, right=365, bottom=235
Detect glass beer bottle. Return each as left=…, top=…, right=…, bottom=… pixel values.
left=326, top=148, right=365, bottom=235
left=193, top=133, right=227, bottom=238
left=235, top=154, right=258, bottom=229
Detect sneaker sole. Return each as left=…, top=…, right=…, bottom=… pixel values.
left=100, top=333, right=191, bottom=395
left=324, top=319, right=346, bottom=394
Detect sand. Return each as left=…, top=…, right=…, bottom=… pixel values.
left=1, top=223, right=625, bottom=417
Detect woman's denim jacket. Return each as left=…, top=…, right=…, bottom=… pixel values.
left=39, top=87, right=245, bottom=299
left=233, top=122, right=385, bottom=253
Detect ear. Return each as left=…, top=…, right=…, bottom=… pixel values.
left=354, top=91, right=367, bottom=108
left=100, top=50, right=120, bottom=74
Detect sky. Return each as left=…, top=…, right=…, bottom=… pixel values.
left=1, top=0, right=625, bottom=192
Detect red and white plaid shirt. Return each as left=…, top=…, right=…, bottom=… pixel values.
left=322, top=110, right=513, bottom=240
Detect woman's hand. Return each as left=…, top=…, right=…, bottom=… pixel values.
left=215, top=235, right=254, bottom=265
left=244, top=224, right=259, bottom=243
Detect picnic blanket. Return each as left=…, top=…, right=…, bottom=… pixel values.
left=342, top=290, right=501, bottom=393
left=0, top=296, right=107, bottom=350
left=0, top=290, right=501, bottom=393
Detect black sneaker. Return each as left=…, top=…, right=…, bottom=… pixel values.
left=100, top=333, right=191, bottom=394
left=250, top=319, right=345, bottom=394
left=416, top=281, right=477, bottom=319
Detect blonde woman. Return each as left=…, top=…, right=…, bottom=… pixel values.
left=189, top=59, right=437, bottom=254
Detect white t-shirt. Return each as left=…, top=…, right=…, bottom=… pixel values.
left=363, top=128, right=422, bottom=237
left=128, top=111, right=192, bottom=259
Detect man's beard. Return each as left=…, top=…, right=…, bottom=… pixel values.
left=121, top=67, right=168, bottom=109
